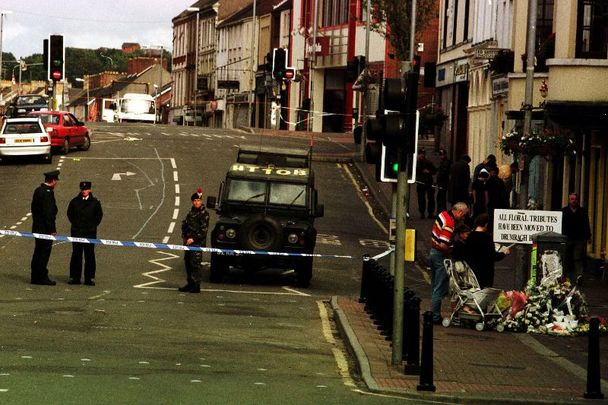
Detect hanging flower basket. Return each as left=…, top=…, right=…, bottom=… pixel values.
left=500, top=128, right=576, bottom=157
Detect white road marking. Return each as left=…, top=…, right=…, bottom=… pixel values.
left=167, top=222, right=175, bottom=234
left=134, top=251, right=179, bottom=289
left=173, top=171, right=178, bottom=182
left=170, top=158, right=177, bottom=169
left=88, top=290, right=111, bottom=300
left=175, top=184, right=180, bottom=194
left=172, top=208, right=179, bottom=220
left=175, top=196, right=180, bottom=206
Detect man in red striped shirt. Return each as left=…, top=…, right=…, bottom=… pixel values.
left=430, top=202, right=469, bottom=323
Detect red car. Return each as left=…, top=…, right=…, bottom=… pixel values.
left=27, top=111, right=91, bottom=154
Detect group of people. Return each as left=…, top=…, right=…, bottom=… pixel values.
left=416, top=151, right=515, bottom=223
left=429, top=203, right=511, bottom=324
left=30, top=170, right=210, bottom=294
left=31, top=170, right=103, bottom=286
left=426, top=155, right=592, bottom=324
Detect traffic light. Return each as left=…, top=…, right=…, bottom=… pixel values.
left=272, top=48, right=294, bottom=81
left=380, top=145, right=399, bottom=182
left=49, top=34, right=64, bottom=81
left=364, top=70, right=419, bottom=182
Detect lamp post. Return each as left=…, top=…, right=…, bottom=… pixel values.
left=187, top=7, right=200, bottom=126
left=75, top=78, right=89, bottom=122
left=248, top=0, right=257, bottom=128
left=0, top=10, right=13, bottom=84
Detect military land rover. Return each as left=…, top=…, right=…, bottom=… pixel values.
left=206, top=146, right=324, bottom=287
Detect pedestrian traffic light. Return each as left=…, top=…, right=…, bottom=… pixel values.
left=380, top=144, right=399, bottom=182
left=272, top=48, right=295, bottom=81
left=49, top=34, right=64, bottom=82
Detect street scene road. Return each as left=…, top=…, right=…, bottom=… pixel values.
left=0, top=123, right=414, bottom=404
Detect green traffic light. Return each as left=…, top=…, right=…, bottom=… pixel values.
left=392, top=162, right=399, bottom=172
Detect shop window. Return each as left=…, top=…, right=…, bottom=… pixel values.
left=576, top=0, right=608, bottom=59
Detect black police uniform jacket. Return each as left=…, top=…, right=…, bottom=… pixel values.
left=67, top=192, right=103, bottom=238
left=31, top=183, right=58, bottom=234
left=181, top=206, right=210, bottom=246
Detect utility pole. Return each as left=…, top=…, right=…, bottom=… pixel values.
left=514, top=0, right=538, bottom=290
left=248, top=0, right=257, bottom=128
left=391, top=0, right=417, bottom=365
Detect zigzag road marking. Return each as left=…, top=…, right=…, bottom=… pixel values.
left=133, top=251, right=311, bottom=296
left=134, top=250, right=180, bottom=289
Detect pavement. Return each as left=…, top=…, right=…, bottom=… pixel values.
left=249, top=128, right=608, bottom=403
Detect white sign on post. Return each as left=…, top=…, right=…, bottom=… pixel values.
left=493, top=209, right=563, bottom=245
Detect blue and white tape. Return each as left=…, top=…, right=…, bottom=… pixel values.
left=0, top=229, right=352, bottom=259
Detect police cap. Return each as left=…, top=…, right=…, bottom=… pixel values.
left=44, top=170, right=60, bottom=181
left=79, top=181, right=92, bottom=190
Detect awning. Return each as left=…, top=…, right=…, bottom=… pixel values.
left=544, top=101, right=608, bottom=129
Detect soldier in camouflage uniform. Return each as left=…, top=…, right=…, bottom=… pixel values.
left=179, top=192, right=210, bottom=293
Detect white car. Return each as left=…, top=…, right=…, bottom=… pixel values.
left=0, top=117, right=52, bottom=164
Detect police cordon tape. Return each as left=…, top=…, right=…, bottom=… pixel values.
left=0, top=229, right=353, bottom=259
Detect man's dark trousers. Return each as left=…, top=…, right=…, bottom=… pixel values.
left=31, top=239, right=53, bottom=282
left=70, top=242, right=96, bottom=281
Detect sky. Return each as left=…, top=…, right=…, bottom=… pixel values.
left=0, top=0, right=196, bottom=59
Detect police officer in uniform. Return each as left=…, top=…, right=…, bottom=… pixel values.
left=179, top=191, right=210, bottom=293
left=30, top=170, right=60, bottom=285
left=67, top=181, right=103, bottom=286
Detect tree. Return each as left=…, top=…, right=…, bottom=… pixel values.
left=368, top=0, right=437, bottom=61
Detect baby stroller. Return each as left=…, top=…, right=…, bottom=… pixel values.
left=442, top=259, right=504, bottom=331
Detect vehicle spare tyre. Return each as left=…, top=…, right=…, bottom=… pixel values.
left=240, top=214, right=283, bottom=251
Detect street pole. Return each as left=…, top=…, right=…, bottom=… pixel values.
left=86, top=82, right=89, bottom=122
left=514, top=0, right=538, bottom=290
left=248, top=0, right=257, bottom=128
left=359, top=0, right=371, bottom=159
left=391, top=0, right=416, bottom=365
left=0, top=11, right=12, bottom=84
left=308, top=0, right=319, bottom=133
left=159, top=45, right=164, bottom=125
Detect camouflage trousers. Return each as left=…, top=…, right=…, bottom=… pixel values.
left=184, top=250, right=203, bottom=285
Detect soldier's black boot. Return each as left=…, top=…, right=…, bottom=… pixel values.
left=189, top=284, right=201, bottom=293
left=178, top=283, right=193, bottom=292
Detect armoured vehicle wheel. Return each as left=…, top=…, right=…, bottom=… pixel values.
left=294, top=258, right=313, bottom=288
left=240, top=214, right=283, bottom=251
left=209, top=253, right=228, bottom=283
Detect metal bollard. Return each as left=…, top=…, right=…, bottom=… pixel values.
left=584, top=317, right=604, bottom=399
left=405, top=296, right=421, bottom=375
left=417, top=311, right=436, bottom=392
left=359, top=254, right=372, bottom=303
left=401, top=289, right=415, bottom=360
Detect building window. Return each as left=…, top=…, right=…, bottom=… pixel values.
left=576, top=0, right=608, bottom=58
left=321, top=0, right=348, bottom=27
left=536, top=0, right=554, bottom=71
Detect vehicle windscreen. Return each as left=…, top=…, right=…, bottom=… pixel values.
left=121, top=99, right=155, bottom=114
left=227, top=180, right=266, bottom=203
left=269, top=183, right=306, bottom=206
left=227, top=179, right=307, bottom=207
left=3, top=123, right=42, bottom=134
left=16, top=96, right=47, bottom=105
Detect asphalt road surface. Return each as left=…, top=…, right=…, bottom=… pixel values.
left=0, top=123, right=418, bottom=404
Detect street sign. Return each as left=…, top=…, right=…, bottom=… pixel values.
left=493, top=209, right=563, bottom=245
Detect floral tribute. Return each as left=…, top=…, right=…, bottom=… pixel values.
left=500, top=128, right=576, bottom=156
left=497, top=277, right=605, bottom=335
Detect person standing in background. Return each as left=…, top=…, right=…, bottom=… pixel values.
left=30, top=170, right=60, bottom=286
left=416, top=149, right=437, bottom=219
left=471, top=169, right=489, bottom=219
left=562, top=193, right=591, bottom=286
left=449, top=154, right=471, bottom=207
left=435, top=149, right=451, bottom=213
left=67, top=181, right=103, bottom=286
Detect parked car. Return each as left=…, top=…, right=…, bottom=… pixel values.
left=28, top=111, right=91, bottom=154
left=6, top=94, right=49, bottom=118
left=0, top=117, right=52, bottom=164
